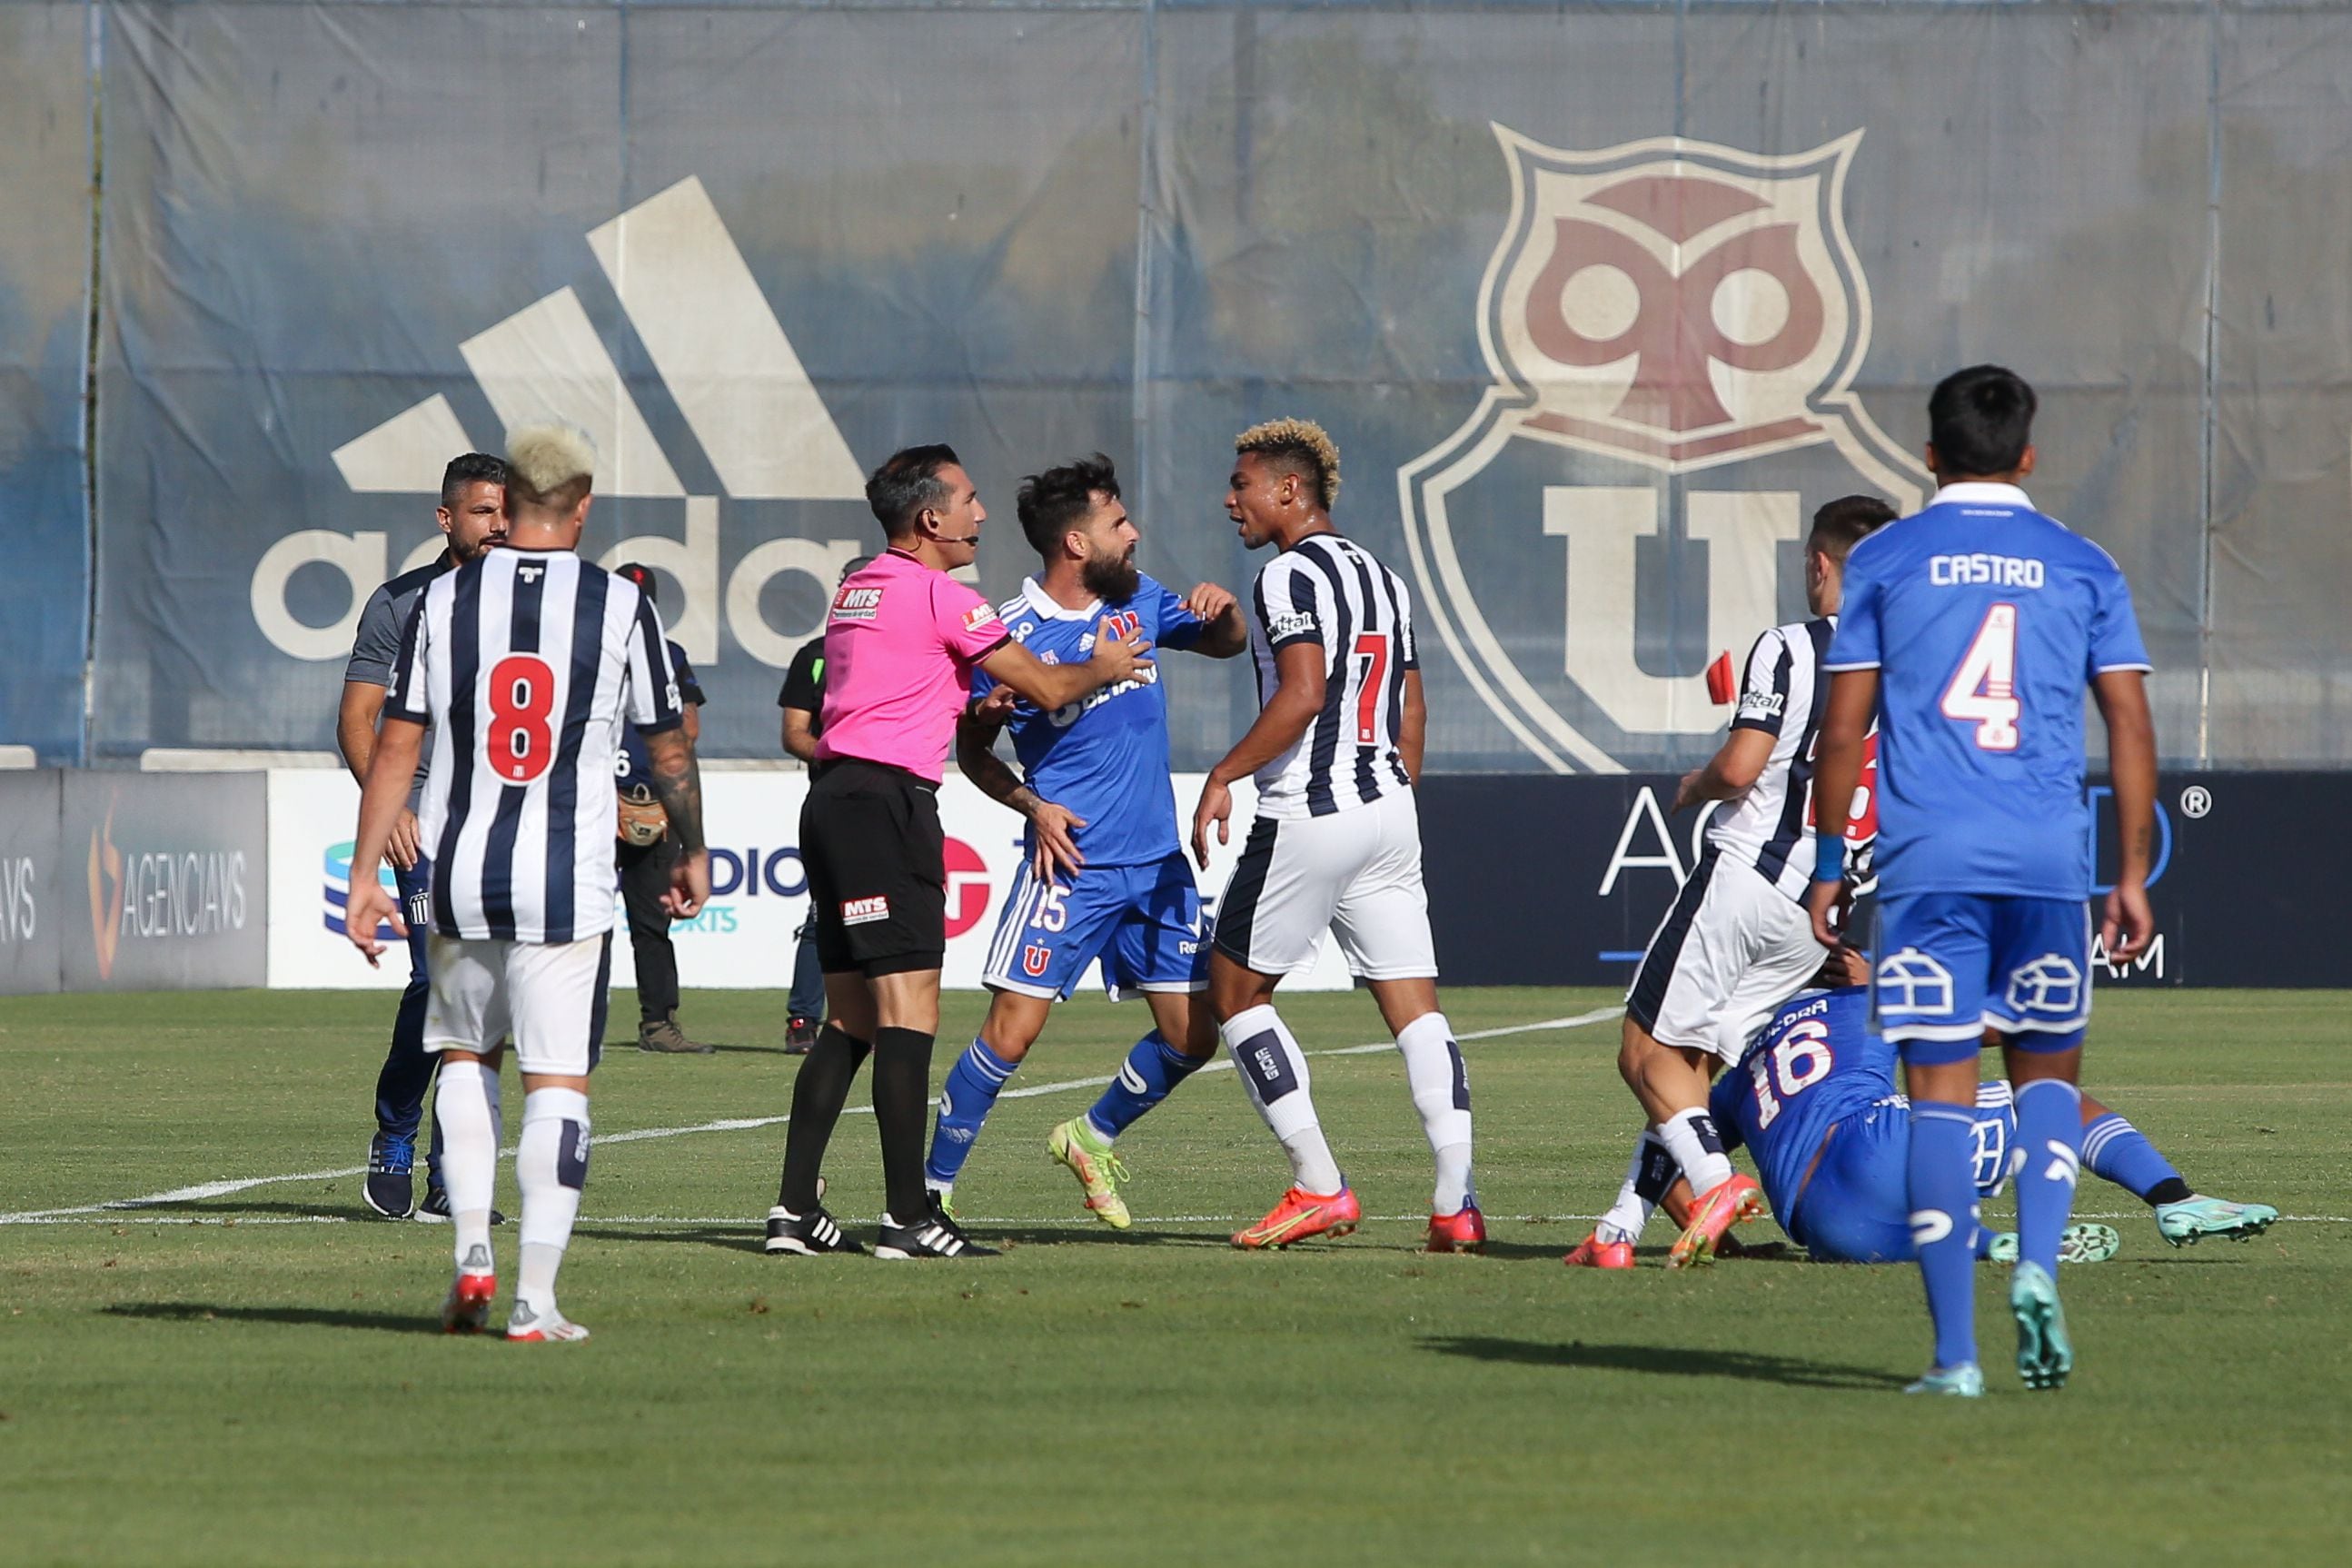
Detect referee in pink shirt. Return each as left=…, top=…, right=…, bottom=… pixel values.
left=766, top=444, right=1152, bottom=1260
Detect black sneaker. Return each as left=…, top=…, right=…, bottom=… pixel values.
left=765, top=1204, right=865, bottom=1255
left=639, top=1012, right=715, bottom=1054
left=416, top=1187, right=507, bottom=1226
left=875, top=1196, right=999, bottom=1260
left=362, top=1133, right=416, bottom=1219
left=784, top=1017, right=819, bottom=1055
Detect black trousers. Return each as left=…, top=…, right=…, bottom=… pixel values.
left=616, top=835, right=680, bottom=1023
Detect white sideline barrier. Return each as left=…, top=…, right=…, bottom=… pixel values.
left=266, top=769, right=1352, bottom=993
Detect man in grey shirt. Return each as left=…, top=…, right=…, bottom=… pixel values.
left=335, top=452, right=508, bottom=1218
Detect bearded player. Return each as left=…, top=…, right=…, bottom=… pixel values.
left=926, top=455, right=1246, bottom=1226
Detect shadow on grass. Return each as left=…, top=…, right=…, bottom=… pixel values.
left=1421, top=1334, right=1910, bottom=1391
left=104, top=1199, right=369, bottom=1219
left=571, top=1224, right=768, bottom=1255
left=102, top=1301, right=443, bottom=1335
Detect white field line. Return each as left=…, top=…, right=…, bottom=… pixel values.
left=10, top=1210, right=2348, bottom=1228
left=0, top=1008, right=1617, bottom=1226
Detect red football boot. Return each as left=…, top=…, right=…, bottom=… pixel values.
left=440, top=1271, right=497, bottom=1335
left=1426, top=1206, right=1488, bottom=1254
left=1563, top=1231, right=1636, bottom=1269
left=1667, top=1173, right=1766, bottom=1270
left=1232, top=1185, right=1361, bottom=1249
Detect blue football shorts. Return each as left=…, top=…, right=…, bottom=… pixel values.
left=981, top=851, right=1206, bottom=1002
left=1871, top=893, right=2093, bottom=1065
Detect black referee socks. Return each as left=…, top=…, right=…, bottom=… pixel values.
left=870, top=1027, right=938, bottom=1226
left=777, top=1025, right=872, bottom=1212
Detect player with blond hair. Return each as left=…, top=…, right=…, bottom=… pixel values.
left=344, top=422, right=708, bottom=1341
left=1192, top=418, right=1481, bottom=1252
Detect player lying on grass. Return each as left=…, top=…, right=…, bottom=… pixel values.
left=923, top=455, right=1247, bottom=1228
left=1566, top=948, right=2278, bottom=1267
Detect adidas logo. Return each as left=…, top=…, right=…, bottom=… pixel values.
left=258, top=177, right=869, bottom=667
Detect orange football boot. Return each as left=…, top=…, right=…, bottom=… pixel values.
left=441, top=1271, right=497, bottom=1335
left=1667, top=1172, right=1765, bottom=1269
left=1232, top=1185, right=1361, bottom=1249
left=1426, top=1206, right=1488, bottom=1254
left=1563, top=1231, right=1635, bottom=1269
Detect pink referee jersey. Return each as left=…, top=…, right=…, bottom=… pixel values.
left=815, top=549, right=1009, bottom=781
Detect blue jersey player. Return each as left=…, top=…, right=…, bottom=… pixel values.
left=1807, top=366, right=2161, bottom=1396
left=927, top=455, right=1248, bottom=1226
left=1706, top=956, right=2272, bottom=1266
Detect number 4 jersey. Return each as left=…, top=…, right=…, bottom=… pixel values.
left=1823, top=482, right=2149, bottom=901
left=387, top=547, right=685, bottom=942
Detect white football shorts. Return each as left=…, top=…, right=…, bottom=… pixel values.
left=423, top=931, right=611, bottom=1076
left=1211, top=789, right=1437, bottom=981
left=1624, top=850, right=1827, bottom=1063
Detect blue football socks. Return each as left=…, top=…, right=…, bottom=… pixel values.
left=924, top=1037, right=1019, bottom=1189
left=2013, top=1078, right=2085, bottom=1277
left=1085, top=1031, right=1206, bottom=1141
left=2080, top=1109, right=2181, bottom=1203
left=1908, top=1102, right=1983, bottom=1372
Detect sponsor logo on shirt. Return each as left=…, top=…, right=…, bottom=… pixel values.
left=840, top=893, right=890, bottom=926
left=963, top=603, right=999, bottom=632
left=1266, top=609, right=1316, bottom=640
left=832, top=585, right=884, bottom=621
left=1735, top=689, right=1785, bottom=720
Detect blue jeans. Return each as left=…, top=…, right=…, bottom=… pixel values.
left=371, top=853, right=443, bottom=1189
left=789, top=913, right=825, bottom=1023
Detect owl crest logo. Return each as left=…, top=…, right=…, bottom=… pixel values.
left=1398, top=127, right=1927, bottom=772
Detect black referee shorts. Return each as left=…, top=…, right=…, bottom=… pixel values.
left=800, top=759, right=947, bottom=978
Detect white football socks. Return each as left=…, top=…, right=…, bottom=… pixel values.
left=514, top=1087, right=590, bottom=1324
left=432, top=1058, right=499, bottom=1273
left=1221, top=1005, right=1345, bottom=1196
left=1657, top=1106, right=1733, bottom=1197
left=1596, top=1129, right=1673, bottom=1245
left=1395, top=1012, right=1476, bottom=1214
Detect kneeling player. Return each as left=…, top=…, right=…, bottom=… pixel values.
left=1576, top=950, right=2278, bottom=1266
left=924, top=456, right=1247, bottom=1226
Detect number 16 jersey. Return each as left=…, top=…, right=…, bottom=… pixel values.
left=388, top=547, right=685, bottom=943
left=1823, top=482, right=2149, bottom=901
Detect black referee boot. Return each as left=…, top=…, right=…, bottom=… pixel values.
left=875, top=1194, right=999, bottom=1260
left=764, top=1202, right=863, bottom=1255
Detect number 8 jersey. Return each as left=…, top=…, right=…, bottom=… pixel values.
left=386, top=547, right=685, bottom=942
left=1822, top=482, right=2149, bottom=901
left=1246, top=532, right=1417, bottom=819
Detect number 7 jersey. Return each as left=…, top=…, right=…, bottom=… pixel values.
left=1823, top=482, right=2149, bottom=901
left=386, top=547, right=685, bottom=942
left=1246, top=532, right=1418, bottom=819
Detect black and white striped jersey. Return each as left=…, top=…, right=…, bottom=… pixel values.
left=385, top=548, right=684, bottom=943
left=1705, top=616, right=1833, bottom=899
left=1245, top=532, right=1417, bottom=819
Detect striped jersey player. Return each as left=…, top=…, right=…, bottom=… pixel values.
left=1190, top=417, right=1481, bottom=1255
left=1581, top=496, right=1894, bottom=1271
left=345, top=424, right=709, bottom=1345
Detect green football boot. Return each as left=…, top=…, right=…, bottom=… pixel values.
left=1048, top=1116, right=1133, bottom=1230
left=2156, top=1196, right=2279, bottom=1248
left=1905, top=1363, right=1985, bottom=1398
left=2010, top=1261, right=2073, bottom=1391
left=1987, top=1223, right=2122, bottom=1265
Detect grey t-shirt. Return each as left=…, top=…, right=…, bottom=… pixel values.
left=345, top=554, right=452, bottom=809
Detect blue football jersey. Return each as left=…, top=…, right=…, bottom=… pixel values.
left=1824, top=483, right=2150, bottom=900
left=971, top=574, right=1206, bottom=867
left=1712, top=987, right=1895, bottom=1224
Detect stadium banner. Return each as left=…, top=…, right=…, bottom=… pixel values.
left=0, top=1, right=92, bottom=763
left=85, top=0, right=2352, bottom=778
left=267, top=769, right=1350, bottom=996
left=1422, top=771, right=2340, bottom=991
left=56, top=770, right=267, bottom=991
left=0, top=769, right=65, bottom=994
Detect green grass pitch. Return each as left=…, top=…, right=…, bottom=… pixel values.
left=3, top=987, right=2347, bottom=1565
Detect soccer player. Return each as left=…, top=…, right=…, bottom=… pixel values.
left=925, top=455, right=1246, bottom=1226
left=1806, top=365, right=2160, bottom=1396
left=1601, top=495, right=1895, bottom=1269
left=1191, top=419, right=1480, bottom=1253
left=343, top=424, right=709, bottom=1342
left=776, top=558, right=871, bottom=1055
left=762, top=444, right=1152, bottom=1261
left=337, top=452, right=508, bottom=1220
left=611, top=562, right=711, bottom=1055
left=1599, top=948, right=2277, bottom=1267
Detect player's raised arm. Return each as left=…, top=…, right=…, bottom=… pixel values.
left=1192, top=640, right=1326, bottom=867
left=1803, top=668, right=1878, bottom=948
left=2092, top=669, right=2158, bottom=960
left=956, top=692, right=1087, bottom=883
left=978, top=619, right=1151, bottom=712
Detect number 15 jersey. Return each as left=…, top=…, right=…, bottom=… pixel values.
left=1247, top=532, right=1417, bottom=819
left=1823, top=482, right=2149, bottom=901
left=388, top=547, right=685, bottom=943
